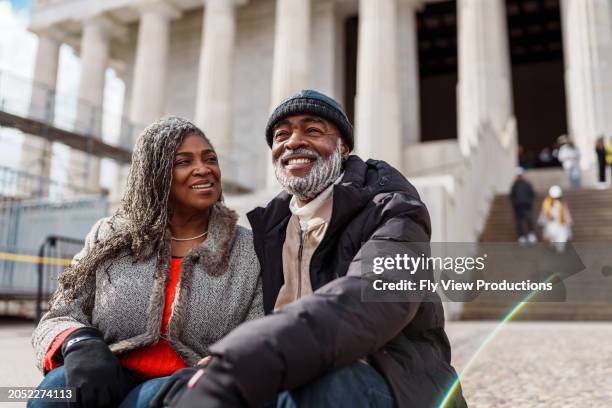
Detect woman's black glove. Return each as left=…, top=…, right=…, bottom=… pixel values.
left=61, top=327, right=136, bottom=407
left=149, top=365, right=204, bottom=408
left=170, top=357, right=246, bottom=408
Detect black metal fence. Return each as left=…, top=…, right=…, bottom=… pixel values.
left=0, top=192, right=106, bottom=313
left=35, top=235, right=84, bottom=322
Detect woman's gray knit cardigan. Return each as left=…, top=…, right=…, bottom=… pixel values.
left=31, top=203, right=263, bottom=372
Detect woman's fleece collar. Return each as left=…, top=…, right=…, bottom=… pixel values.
left=181, top=201, right=239, bottom=276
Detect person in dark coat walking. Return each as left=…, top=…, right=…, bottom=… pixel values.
left=153, top=90, right=467, bottom=408
left=595, top=135, right=607, bottom=184
left=510, top=167, right=537, bottom=244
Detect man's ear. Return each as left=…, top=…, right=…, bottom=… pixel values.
left=340, top=140, right=350, bottom=160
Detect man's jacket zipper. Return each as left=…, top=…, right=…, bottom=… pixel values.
left=297, top=228, right=305, bottom=298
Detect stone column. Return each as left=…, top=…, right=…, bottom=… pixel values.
left=112, top=1, right=180, bottom=203
left=69, top=15, right=113, bottom=192
left=130, top=0, right=180, bottom=127
left=398, top=0, right=422, bottom=146
left=311, top=0, right=338, bottom=98
left=111, top=90, right=132, bottom=207
left=355, top=0, right=402, bottom=169
left=561, top=0, right=612, bottom=170
left=21, top=32, right=61, bottom=196
left=270, top=0, right=311, bottom=106
left=457, top=0, right=513, bottom=154
left=195, top=0, right=245, bottom=166
left=266, top=0, right=311, bottom=188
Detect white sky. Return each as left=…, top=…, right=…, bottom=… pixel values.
left=0, top=0, right=124, bottom=191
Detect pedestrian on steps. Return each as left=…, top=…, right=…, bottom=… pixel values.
left=510, top=167, right=537, bottom=244
left=606, top=137, right=612, bottom=185
left=596, top=136, right=607, bottom=185
left=557, top=136, right=581, bottom=189
left=538, top=185, right=573, bottom=253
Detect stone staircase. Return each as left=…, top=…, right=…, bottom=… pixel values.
left=461, top=188, right=612, bottom=320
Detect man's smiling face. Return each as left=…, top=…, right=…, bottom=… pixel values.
left=271, top=114, right=349, bottom=203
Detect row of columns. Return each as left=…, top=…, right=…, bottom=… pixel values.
left=23, top=0, right=612, bottom=194
left=25, top=0, right=419, bottom=194
left=456, top=0, right=612, bottom=169
left=24, top=14, right=119, bottom=193
left=458, top=0, right=612, bottom=170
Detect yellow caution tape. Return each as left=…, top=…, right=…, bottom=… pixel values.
left=0, top=251, right=72, bottom=266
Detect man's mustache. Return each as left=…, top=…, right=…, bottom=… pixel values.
left=277, top=148, right=321, bottom=164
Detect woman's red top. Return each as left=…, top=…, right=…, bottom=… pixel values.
left=44, top=257, right=188, bottom=378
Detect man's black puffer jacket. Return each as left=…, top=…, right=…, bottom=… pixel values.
left=209, top=156, right=467, bottom=407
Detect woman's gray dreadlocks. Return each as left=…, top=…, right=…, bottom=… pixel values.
left=57, top=116, right=213, bottom=301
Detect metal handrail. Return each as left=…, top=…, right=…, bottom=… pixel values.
left=36, top=235, right=84, bottom=322
left=0, top=165, right=101, bottom=200
left=0, top=69, right=147, bottom=152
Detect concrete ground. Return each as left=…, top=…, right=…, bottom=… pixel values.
left=1, top=318, right=611, bottom=407
left=445, top=321, right=612, bottom=407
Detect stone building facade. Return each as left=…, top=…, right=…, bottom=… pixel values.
left=21, top=0, right=612, bottom=240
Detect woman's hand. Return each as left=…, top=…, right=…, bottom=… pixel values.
left=61, top=327, right=135, bottom=407
left=149, top=357, right=211, bottom=408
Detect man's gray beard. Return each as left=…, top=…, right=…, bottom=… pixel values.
left=274, top=141, right=343, bottom=201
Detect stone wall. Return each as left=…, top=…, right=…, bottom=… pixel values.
left=119, top=0, right=343, bottom=191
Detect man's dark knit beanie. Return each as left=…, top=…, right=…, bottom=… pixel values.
left=265, top=89, right=354, bottom=150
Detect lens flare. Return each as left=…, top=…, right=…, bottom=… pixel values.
left=438, top=274, right=557, bottom=408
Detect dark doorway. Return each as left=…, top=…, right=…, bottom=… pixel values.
left=344, top=16, right=358, bottom=124
left=418, top=0, right=458, bottom=142
left=506, top=0, right=567, bottom=168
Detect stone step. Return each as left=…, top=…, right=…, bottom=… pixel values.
left=462, top=303, right=612, bottom=321
left=464, top=188, right=612, bottom=321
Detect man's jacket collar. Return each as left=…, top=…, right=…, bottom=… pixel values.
left=247, top=155, right=375, bottom=234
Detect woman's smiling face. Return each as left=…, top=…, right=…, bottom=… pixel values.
left=170, top=133, right=222, bottom=214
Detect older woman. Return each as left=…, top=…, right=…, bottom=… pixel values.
left=29, top=117, right=262, bottom=408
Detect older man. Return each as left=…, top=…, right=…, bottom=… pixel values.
left=154, top=90, right=466, bottom=408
